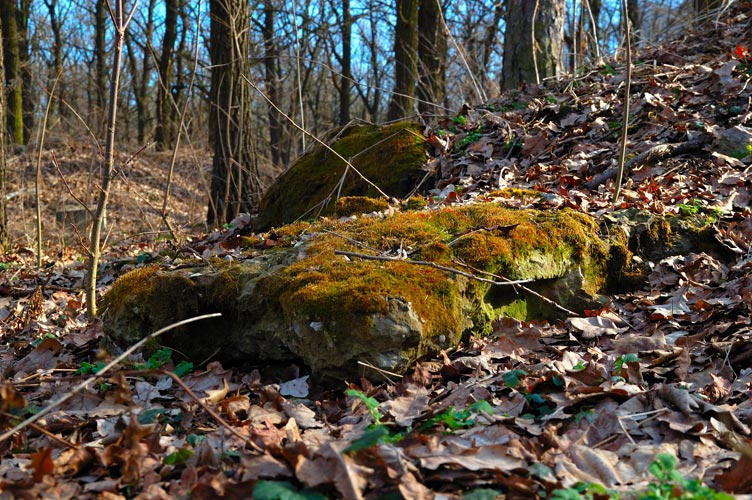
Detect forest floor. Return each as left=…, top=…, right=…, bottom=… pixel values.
left=1, top=4, right=752, bottom=500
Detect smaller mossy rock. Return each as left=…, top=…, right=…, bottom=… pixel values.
left=603, top=209, right=725, bottom=292
left=103, top=204, right=611, bottom=378
left=254, top=122, right=428, bottom=231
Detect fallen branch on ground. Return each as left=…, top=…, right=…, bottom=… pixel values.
left=334, top=249, right=534, bottom=286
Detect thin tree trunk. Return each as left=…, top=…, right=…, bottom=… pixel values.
left=155, top=0, right=179, bottom=149
left=338, top=0, right=352, bottom=125
left=387, top=0, right=419, bottom=120
left=18, top=0, right=31, bottom=144
left=94, top=0, right=108, bottom=134
left=0, top=17, right=7, bottom=250
left=0, top=0, right=23, bottom=144
left=86, top=0, right=131, bottom=319
left=207, top=0, right=260, bottom=226
left=627, top=0, right=640, bottom=45
left=262, top=2, right=282, bottom=167
left=417, top=0, right=447, bottom=114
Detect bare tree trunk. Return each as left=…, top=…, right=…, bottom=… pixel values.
left=155, top=0, right=179, bottom=149
left=0, top=18, right=7, bottom=250
left=44, top=0, right=67, bottom=119
left=94, top=0, right=108, bottom=134
left=262, top=2, right=282, bottom=167
left=501, top=0, right=565, bottom=90
left=18, top=0, right=31, bottom=144
left=481, top=1, right=504, bottom=86
left=387, top=0, right=419, bottom=120
left=417, top=0, right=447, bottom=114
left=0, top=0, right=23, bottom=144
left=338, top=0, right=352, bottom=126
left=589, top=0, right=602, bottom=60
left=627, top=0, right=641, bottom=44
left=207, top=0, right=260, bottom=226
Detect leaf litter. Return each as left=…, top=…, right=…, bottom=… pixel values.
left=2, top=5, right=752, bottom=499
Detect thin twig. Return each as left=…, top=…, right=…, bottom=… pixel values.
left=452, top=258, right=578, bottom=317
left=160, top=0, right=203, bottom=243
left=157, top=369, right=263, bottom=452
left=35, top=76, right=60, bottom=268
left=612, top=0, right=633, bottom=204
left=0, top=410, right=78, bottom=450
left=245, top=75, right=389, bottom=199
left=334, top=249, right=534, bottom=287
left=0, top=313, right=222, bottom=444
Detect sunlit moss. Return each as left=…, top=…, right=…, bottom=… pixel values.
left=255, top=122, right=429, bottom=230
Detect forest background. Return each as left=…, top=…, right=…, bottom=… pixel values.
left=0, top=0, right=728, bottom=248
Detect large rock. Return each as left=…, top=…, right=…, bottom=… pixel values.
left=102, top=204, right=610, bottom=377
left=253, top=122, right=430, bottom=231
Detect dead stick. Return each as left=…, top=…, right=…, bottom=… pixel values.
left=452, top=258, right=578, bottom=317
left=334, top=250, right=534, bottom=286
left=0, top=313, right=222, bottom=444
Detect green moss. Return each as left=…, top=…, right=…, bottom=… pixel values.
left=263, top=203, right=608, bottom=332
left=255, top=122, right=428, bottom=230
left=335, top=196, right=390, bottom=217
left=100, top=265, right=158, bottom=317
left=148, top=273, right=199, bottom=328
left=404, top=196, right=428, bottom=211
left=266, top=241, right=463, bottom=347
left=204, top=267, right=241, bottom=311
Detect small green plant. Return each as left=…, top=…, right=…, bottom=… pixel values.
left=730, top=143, right=752, bottom=159
left=678, top=200, right=724, bottom=225
left=573, top=406, right=597, bottom=424
left=644, top=453, right=734, bottom=500
left=164, top=447, right=193, bottom=465
left=613, top=353, right=641, bottom=373
left=253, top=480, right=327, bottom=500
left=417, top=400, right=494, bottom=432
left=548, top=453, right=734, bottom=500
left=344, top=390, right=495, bottom=452
left=455, top=128, right=484, bottom=150
left=132, top=347, right=192, bottom=376
left=345, top=388, right=383, bottom=424
left=453, top=115, right=468, bottom=126
left=31, top=333, right=59, bottom=347
left=550, top=481, right=617, bottom=500
left=76, top=361, right=108, bottom=375
left=503, top=369, right=529, bottom=389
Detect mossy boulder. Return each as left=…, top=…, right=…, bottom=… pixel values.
left=102, top=204, right=610, bottom=378
left=253, top=122, right=429, bottom=231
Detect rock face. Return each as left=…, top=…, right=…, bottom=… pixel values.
left=102, top=204, right=611, bottom=377
left=253, top=122, right=429, bottom=231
